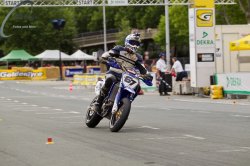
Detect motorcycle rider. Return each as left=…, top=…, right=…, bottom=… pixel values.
left=94, top=33, right=152, bottom=114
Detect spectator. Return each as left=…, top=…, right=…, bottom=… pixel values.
left=143, top=51, right=153, bottom=72
left=171, top=57, right=187, bottom=81
left=156, top=52, right=170, bottom=96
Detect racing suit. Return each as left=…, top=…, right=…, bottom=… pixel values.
left=95, top=45, right=148, bottom=113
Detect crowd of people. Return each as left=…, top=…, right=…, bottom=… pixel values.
left=142, top=51, right=188, bottom=96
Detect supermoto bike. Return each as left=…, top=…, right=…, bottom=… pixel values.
left=85, top=60, right=152, bottom=132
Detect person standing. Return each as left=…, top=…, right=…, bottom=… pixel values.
left=156, top=52, right=170, bottom=96
left=171, top=57, right=187, bottom=81
left=143, top=51, right=153, bottom=72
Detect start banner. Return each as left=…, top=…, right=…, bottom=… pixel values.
left=0, top=68, right=47, bottom=80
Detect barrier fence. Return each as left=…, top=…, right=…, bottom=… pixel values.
left=73, top=74, right=105, bottom=86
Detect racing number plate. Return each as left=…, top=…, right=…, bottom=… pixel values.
left=122, top=74, right=139, bottom=89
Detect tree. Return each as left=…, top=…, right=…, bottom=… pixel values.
left=0, top=7, right=77, bottom=55
left=216, top=0, right=247, bottom=24
left=238, top=0, right=250, bottom=23
left=116, top=19, right=131, bottom=46
left=154, top=6, right=189, bottom=56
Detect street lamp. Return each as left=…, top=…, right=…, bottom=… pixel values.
left=52, top=19, right=66, bottom=81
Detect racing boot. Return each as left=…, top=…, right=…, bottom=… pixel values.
left=93, top=87, right=108, bottom=114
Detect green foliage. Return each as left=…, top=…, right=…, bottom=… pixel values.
left=0, top=7, right=77, bottom=55
left=216, top=1, right=247, bottom=24
left=154, top=6, right=189, bottom=50
left=116, top=19, right=131, bottom=46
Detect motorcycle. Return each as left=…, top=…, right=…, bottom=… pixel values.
left=85, top=59, right=152, bottom=132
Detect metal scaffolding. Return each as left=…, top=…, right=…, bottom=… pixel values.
left=0, top=0, right=236, bottom=67
left=0, top=0, right=236, bottom=7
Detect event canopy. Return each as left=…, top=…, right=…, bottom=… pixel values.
left=36, top=50, right=71, bottom=61
left=230, top=35, right=250, bottom=51
left=0, top=50, right=37, bottom=62
left=70, top=50, right=95, bottom=61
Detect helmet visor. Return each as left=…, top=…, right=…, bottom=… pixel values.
left=128, top=40, right=140, bottom=47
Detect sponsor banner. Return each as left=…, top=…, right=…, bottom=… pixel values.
left=73, top=74, right=105, bottom=86
left=108, top=0, right=128, bottom=5
left=189, top=6, right=215, bottom=87
left=196, top=9, right=213, bottom=27
left=65, top=68, right=84, bottom=77
left=73, top=73, right=156, bottom=91
left=0, top=68, right=47, bottom=80
left=216, top=73, right=250, bottom=95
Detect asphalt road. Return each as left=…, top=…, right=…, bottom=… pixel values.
left=0, top=81, right=250, bottom=166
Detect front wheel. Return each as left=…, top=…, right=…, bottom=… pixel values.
left=109, top=98, right=131, bottom=132
left=85, top=96, right=103, bottom=128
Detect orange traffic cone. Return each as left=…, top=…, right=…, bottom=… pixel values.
left=46, top=137, right=54, bottom=144
left=69, top=82, right=73, bottom=92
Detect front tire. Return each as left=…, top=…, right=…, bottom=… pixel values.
left=109, top=98, right=131, bottom=132
left=85, top=96, right=103, bottom=128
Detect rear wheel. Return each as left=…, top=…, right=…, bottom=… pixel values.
left=109, top=98, right=131, bottom=132
left=85, top=96, right=103, bottom=128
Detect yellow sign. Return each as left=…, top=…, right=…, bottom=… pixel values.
left=73, top=74, right=105, bottom=86
left=0, top=68, right=47, bottom=80
left=196, top=9, right=213, bottom=27
left=191, top=0, right=215, bottom=8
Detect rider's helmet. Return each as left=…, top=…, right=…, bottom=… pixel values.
left=125, top=33, right=141, bottom=53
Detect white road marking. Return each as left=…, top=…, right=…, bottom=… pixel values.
left=49, top=116, right=82, bottom=119
left=184, top=134, right=206, bottom=140
left=138, top=126, right=160, bottom=130
left=0, top=97, right=5, bottom=99
left=128, top=138, right=141, bottom=141
left=41, top=107, right=50, bottom=109
left=173, top=99, right=250, bottom=106
left=36, top=111, right=80, bottom=115
left=19, top=110, right=37, bottom=112
left=231, top=114, right=250, bottom=118
left=6, top=99, right=12, bottom=101
left=146, top=136, right=187, bottom=140
left=128, top=136, right=187, bottom=141
left=191, top=111, right=211, bottom=114
left=13, top=100, right=19, bottom=103
left=31, top=105, right=38, bottom=107
left=22, top=103, right=28, bottom=105
left=53, top=108, right=63, bottom=111
left=217, top=149, right=248, bottom=153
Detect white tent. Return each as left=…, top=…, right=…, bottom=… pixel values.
left=70, top=50, right=95, bottom=61
left=36, top=50, right=72, bottom=61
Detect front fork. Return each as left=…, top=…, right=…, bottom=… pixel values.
left=111, top=83, right=137, bottom=114
left=111, top=86, right=121, bottom=114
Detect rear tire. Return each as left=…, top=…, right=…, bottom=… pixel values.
left=85, top=96, right=103, bottom=128
left=109, top=98, right=131, bottom=132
